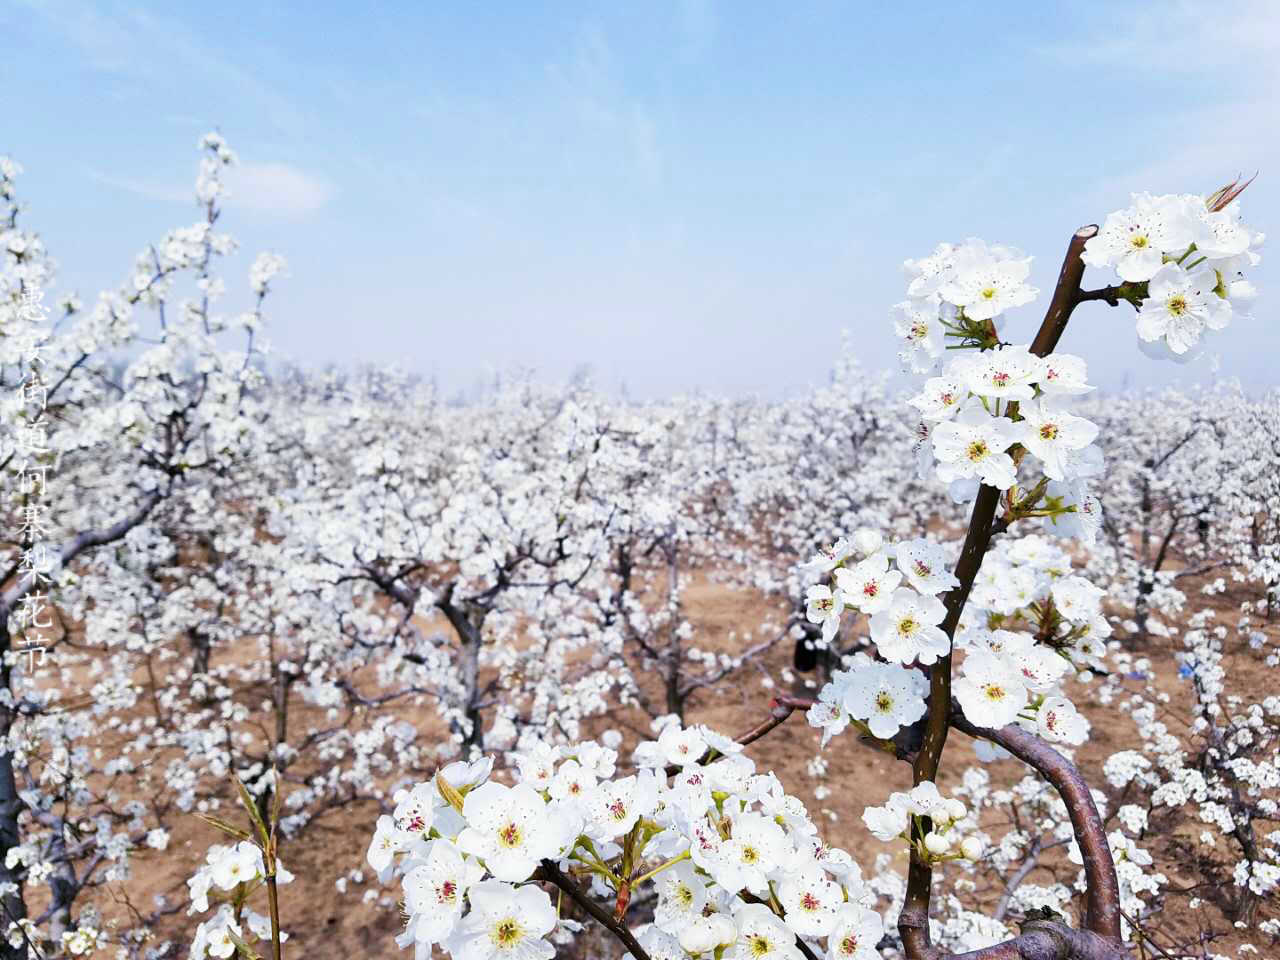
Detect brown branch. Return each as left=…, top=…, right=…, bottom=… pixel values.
left=898, top=225, right=1102, bottom=960
left=536, top=860, right=651, bottom=960
left=950, top=710, right=1122, bottom=945
left=945, top=921, right=1128, bottom=960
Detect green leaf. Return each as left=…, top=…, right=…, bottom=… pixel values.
left=196, top=814, right=253, bottom=843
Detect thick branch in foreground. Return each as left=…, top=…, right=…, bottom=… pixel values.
left=947, top=922, right=1128, bottom=960
left=950, top=711, right=1122, bottom=945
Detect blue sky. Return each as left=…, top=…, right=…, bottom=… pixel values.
left=4, top=0, right=1277, bottom=396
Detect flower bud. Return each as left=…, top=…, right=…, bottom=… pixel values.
left=945, top=798, right=967, bottom=822
left=960, top=836, right=984, bottom=860
left=851, top=528, right=883, bottom=557
left=926, top=801, right=953, bottom=823
left=710, top=914, right=737, bottom=947
left=924, top=832, right=951, bottom=855
left=679, top=920, right=717, bottom=955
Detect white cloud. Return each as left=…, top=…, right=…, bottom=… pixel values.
left=226, top=163, right=333, bottom=217
left=89, top=161, right=331, bottom=218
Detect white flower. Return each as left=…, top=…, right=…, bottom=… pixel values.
left=805, top=584, right=845, bottom=644
left=893, top=300, right=944, bottom=373
left=833, top=553, right=902, bottom=614
left=210, top=841, right=262, bottom=890
left=713, top=812, right=790, bottom=895
left=803, top=538, right=853, bottom=578
left=393, top=781, right=438, bottom=836
left=512, top=742, right=560, bottom=790
left=842, top=662, right=927, bottom=739
left=1034, top=353, right=1094, bottom=396
left=931, top=400, right=1018, bottom=490
left=403, top=839, right=484, bottom=946
left=145, top=828, right=170, bottom=850
left=679, top=913, right=737, bottom=955
left=907, top=375, right=967, bottom=422
left=777, top=864, right=843, bottom=937
left=904, top=242, right=957, bottom=298
left=249, top=251, right=287, bottom=294
left=870, top=588, right=950, bottom=665
left=1135, top=264, right=1231, bottom=355
left=893, top=539, right=960, bottom=595
left=825, top=904, right=883, bottom=960
left=1050, top=576, right=1105, bottom=623
left=956, top=345, right=1039, bottom=402
left=654, top=860, right=709, bottom=934
left=729, top=903, right=804, bottom=960
left=457, top=782, right=559, bottom=882
left=806, top=685, right=851, bottom=748
left=923, top=832, right=951, bottom=855
left=446, top=880, right=557, bottom=960
left=1041, top=481, right=1103, bottom=546
left=584, top=773, right=659, bottom=841
left=658, top=724, right=709, bottom=768
left=1016, top=401, right=1100, bottom=482
left=1037, top=696, right=1089, bottom=745
left=548, top=759, right=597, bottom=810
left=861, top=798, right=909, bottom=842
left=954, top=650, right=1027, bottom=729
left=960, top=837, right=984, bottom=860
left=938, top=240, right=1038, bottom=320
left=850, top=528, right=884, bottom=557
left=1083, top=193, right=1196, bottom=282
left=1008, top=644, right=1070, bottom=693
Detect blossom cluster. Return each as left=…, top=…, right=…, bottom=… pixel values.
left=861, top=781, right=983, bottom=863
left=802, top=528, right=1098, bottom=743
left=186, top=841, right=295, bottom=959
left=1081, top=189, right=1262, bottom=359
left=367, top=723, right=887, bottom=960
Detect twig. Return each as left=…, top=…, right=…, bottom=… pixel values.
left=536, top=860, right=651, bottom=960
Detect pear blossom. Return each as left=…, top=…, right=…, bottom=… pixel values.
left=1037, top=696, right=1089, bottom=745
left=841, top=661, right=927, bottom=739
left=938, top=240, right=1038, bottom=320
left=658, top=723, right=709, bottom=768
left=931, top=401, right=1018, bottom=490
left=457, top=782, right=560, bottom=881
left=893, top=300, right=944, bottom=373
left=1034, top=353, right=1094, bottom=396
left=908, top=375, right=968, bottom=422
left=654, top=860, right=709, bottom=933
left=777, top=864, right=844, bottom=937
left=730, top=903, right=805, bottom=960
left=954, top=650, right=1027, bottom=729
left=893, top=538, right=960, bottom=594
left=1135, top=263, right=1231, bottom=355
left=825, top=904, right=883, bottom=960
left=955, top=346, right=1039, bottom=402
left=1016, top=401, right=1100, bottom=481
left=870, top=588, right=950, bottom=665
left=1082, top=192, right=1196, bottom=282
left=713, top=811, right=790, bottom=895
left=403, top=839, right=485, bottom=946
left=446, top=881, right=557, bottom=960
left=805, top=584, right=845, bottom=643
left=833, top=553, right=902, bottom=614
left=584, top=773, right=659, bottom=841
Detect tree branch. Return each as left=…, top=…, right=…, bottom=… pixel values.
left=536, top=859, right=651, bottom=960
left=949, top=710, right=1122, bottom=945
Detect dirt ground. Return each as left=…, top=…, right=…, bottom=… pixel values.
left=70, top=566, right=1279, bottom=959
